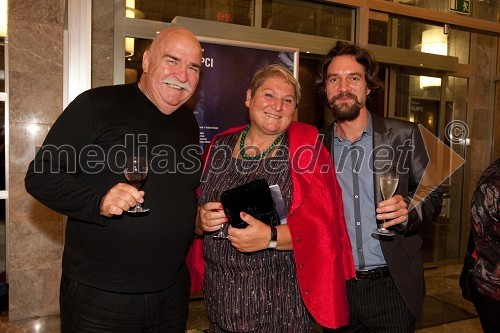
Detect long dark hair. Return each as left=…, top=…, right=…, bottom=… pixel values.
left=316, top=41, right=383, bottom=105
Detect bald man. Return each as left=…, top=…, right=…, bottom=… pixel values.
left=25, top=27, right=203, bottom=332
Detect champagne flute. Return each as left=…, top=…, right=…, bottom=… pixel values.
left=373, top=165, right=399, bottom=236
left=124, top=156, right=150, bottom=213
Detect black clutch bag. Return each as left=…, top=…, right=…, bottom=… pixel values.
left=220, top=178, right=280, bottom=229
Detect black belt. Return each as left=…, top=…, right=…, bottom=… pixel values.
left=355, top=267, right=390, bottom=280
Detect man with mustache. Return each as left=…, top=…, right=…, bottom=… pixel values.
left=318, top=41, right=443, bottom=332
left=25, top=27, right=202, bottom=332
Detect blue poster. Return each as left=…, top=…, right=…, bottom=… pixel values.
left=184, top=39, right=296, bottom=146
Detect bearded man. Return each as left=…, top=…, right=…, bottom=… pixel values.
left=318, top=41, right=443, bottom=333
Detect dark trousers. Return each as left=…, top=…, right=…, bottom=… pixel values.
left=325, top=275, right=416, bottom=333
left=473, top=292, right=500, bottom=333
left=59, top=268, right=190, bottom=333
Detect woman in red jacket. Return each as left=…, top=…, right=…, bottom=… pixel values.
left=194, top=64, right=355, bottom=332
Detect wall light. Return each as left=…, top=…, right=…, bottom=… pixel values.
left=420, top=27, right=448, bottom=89
left=125, top=0, right=135, bottom=18
left=125, top=37, right=134, bottom=58
left=125, top=0, right=136, bottom=57
left=0, top=0, right=7, bottom=37
left=126, top=0, right=145, bottom=19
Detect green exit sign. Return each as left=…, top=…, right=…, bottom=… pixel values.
left=450, top=0, right=470, bottom=15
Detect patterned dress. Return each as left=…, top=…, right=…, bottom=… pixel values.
left=199, top=131, right=313, bottom=332
left=470, top=157, right=500, bottom=301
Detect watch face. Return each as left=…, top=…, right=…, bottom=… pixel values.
left=268, top=240, right=278, bottom=249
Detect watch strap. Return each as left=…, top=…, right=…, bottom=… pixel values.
left=270, top=225, right=278, bottom=241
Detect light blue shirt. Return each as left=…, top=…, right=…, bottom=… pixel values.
left=332, top=115, right=386, bottom=270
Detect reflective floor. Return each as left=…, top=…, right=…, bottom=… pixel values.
left=0, top=264, right=482, bottom=332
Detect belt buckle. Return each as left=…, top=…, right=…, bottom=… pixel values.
left=355, top=268, right=386, bottom=280
left=355, top=269, right=372, bottom=280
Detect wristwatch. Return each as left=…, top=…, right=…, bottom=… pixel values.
left=268, top=225, right=278, bottom=249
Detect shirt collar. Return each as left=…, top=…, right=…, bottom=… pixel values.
left=334, top=112, right=373, bottom=142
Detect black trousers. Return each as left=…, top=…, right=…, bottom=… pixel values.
left=473, top=292, right=500, bottom=333
left=325, top=275, right=416, bottom=333
left=59, top=268, right=190, bottom=333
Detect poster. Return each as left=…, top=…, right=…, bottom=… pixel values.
left=183, top=37, right=298, bottom=146
left=409, top=97, right=439, bottom=135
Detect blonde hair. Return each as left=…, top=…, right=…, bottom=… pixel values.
left=249, top=64, right=301, bottom=106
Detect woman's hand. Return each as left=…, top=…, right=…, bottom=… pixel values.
left=195, top=202, right=227, bottom=236
left=228, top=212, right=292, bottom=252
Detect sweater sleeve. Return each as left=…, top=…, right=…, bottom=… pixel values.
left=24, top=91, right=111, bottom=224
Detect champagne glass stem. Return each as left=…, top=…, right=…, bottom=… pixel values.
left=212, top=223, right=228, bottom=239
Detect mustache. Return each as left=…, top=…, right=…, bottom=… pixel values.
left=328, top=92, right=358, bottom=106
left=160, top=78, right=192, bottom=92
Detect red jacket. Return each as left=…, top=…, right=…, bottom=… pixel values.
left=187, top=121, right=355, bottom=328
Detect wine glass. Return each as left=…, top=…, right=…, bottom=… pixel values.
left=212, top=222, right=229, bottom=239
left=373, top=165, right=399, bottom=236
left=212, top=205, right=229, bottom=239
left=124, top=156, right=150, bottom=213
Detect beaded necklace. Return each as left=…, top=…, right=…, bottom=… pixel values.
left=239, top=125, right=285, bottom=160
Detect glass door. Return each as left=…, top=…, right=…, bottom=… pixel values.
left=387, top=67, right=468, bottom=266
left=0, top=36, right=7, bottom=277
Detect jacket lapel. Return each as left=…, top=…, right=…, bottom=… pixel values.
left=321, top=123, right=335, bottom=154
left=371, top=112, right=392, bottom=207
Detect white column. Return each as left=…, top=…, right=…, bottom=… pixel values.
left=65, top=0, right=92, bottom=107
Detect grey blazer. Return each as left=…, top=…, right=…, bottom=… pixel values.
left=320, top=111, right=443, bottom=318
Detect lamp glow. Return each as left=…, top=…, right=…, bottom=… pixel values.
left=126, top=0, right=135, bottom=18
left=0, top=0, right=7, bottom=37
left=125, top=37, right=134, bottom=57
left=125, top=0, right=145, bottom=19
left=420, top=28, right=447, bottom=89
left=420, top=76, right=441, bottom=89
left=125, top=0, right=135, bottom=57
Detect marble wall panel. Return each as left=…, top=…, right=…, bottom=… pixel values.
left=472, top=36, right=494, bottom=111
left=0, top=314, right=61, bottom=332
left=8, top=219, right=63, bottom=271
left=92, top=0, right=114, bottom=34
left=9, top=172, right=62, bottom=224
left=7, top=0, right=65, bottom=321
left=7, top=21, right=63, bottom=75
left=91, top=31, right=114, bottom=84
left=467, top=33, right=496, bottom=189
left=8, top=122, right=52, bottom=174
left=9, top=0, right=64, bottom=26
left=92, top=0, right=115, bottom=87
left=469, top=108, right=489, bottom=186
left=8, top=72, right=63, bottom=124
left=494, top=83, right=500, bottom=159
left=92, top=77, right=115, bottom=88
left=8, top=268, right=61, bottom=321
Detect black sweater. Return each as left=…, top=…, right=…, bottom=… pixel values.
left=25, top=83, right=201, bottom=293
